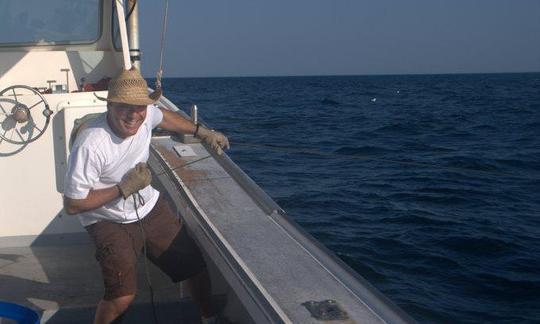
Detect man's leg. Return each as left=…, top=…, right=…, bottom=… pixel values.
left=185, top=269, right=214, bottom=318
left=143, top=197, right=216, bottom=318
left=86, top=221, right=142, bottom=324
left=94, top=294, right=135, bottom=324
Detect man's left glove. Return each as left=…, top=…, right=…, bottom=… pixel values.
left=195, top=125, right=230, bottom=155
left=118, top=162, right=152, bottom=199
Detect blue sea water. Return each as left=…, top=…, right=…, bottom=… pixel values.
left=160, top=73, right=540, bottom=323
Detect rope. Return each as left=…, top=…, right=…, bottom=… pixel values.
left=232, top=142, right=534, bottom=180
left=125, top=0, right=137, bottom=22
left=155, top=155, right=212, bottom=177
left=155, top=0, right=169, bottom=90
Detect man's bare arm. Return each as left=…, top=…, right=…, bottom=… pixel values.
left=63, top=186, right=120, bottom=215
left=158, top=108, right=196, bottom=134
left=157, top=108, right=230, bottom=155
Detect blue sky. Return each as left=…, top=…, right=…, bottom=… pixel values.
left=138, top=0, right=540, bottom=77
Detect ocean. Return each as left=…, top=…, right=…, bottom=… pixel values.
left=158, top=73, right=540, bottom=323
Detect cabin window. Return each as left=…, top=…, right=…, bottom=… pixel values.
left=0, top=0, right=101, bottom=46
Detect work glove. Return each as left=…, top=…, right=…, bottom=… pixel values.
left=118, top=162, right=152, bottom=199
left=196, top=125, right=230, bottom=155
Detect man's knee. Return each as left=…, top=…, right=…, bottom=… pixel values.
left=109, top=294, right=136, bottom=309
left=95, top=294, right=136, bottom=324
left=102, top=294, right=136, bottom=314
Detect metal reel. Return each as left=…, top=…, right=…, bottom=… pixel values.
left=0, top=85, right=53, bottom=145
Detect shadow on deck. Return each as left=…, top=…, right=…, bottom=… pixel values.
left=0, top=233, right=205, bottom=323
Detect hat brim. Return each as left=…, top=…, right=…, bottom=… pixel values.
left=94, top=88, right=162, bottom=106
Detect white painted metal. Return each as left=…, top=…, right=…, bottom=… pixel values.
left=127, top=0, right=141, bottom=70
left=0, top=1, right=121, bottom=236
left=0, top=92, right=107, bottom=238
left=0, top=51, right=120, bottom=91
left=115, top=0, right=132, bottom=70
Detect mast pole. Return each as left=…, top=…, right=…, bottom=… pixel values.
left=127, top=0, right=141, bottom=70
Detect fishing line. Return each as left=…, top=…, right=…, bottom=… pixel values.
left=161, top=108, right=536, bottom=181
left=154, top=155, right=212, bottom=177
left=171, top=108, right=540, bottom=180
left=132, top=191, right=161, bottom=324
left=232, top=142, right=535, bottom=180
left=164, top=108, right=530, bottom=180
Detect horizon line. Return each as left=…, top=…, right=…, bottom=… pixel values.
left=143, top=70, right=540, bottom=79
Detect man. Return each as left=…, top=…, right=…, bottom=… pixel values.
left=63, top=67, right=229, bottom=324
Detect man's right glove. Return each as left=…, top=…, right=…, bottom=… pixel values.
left=118, top=162, right=152, bottom=199
left=195, top=125, right=230, bottom=155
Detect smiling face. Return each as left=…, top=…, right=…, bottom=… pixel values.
left=107, top=102, right=147, bottom=138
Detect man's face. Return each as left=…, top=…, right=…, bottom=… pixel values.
left=107, top=103, right=147, bottom=138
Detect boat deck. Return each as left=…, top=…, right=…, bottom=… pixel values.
left=0, top=236, right=202, bottom=323
left=0, top=134, right=412, bottom=323
left=149, top=137, right=412, bottom=324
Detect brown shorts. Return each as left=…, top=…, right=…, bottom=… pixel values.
left=86, top=195, right=206, bottom=300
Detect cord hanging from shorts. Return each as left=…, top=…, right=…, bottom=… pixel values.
left=133, top=191, right=161, bottom=324
left=134, top=191, right=145, bottom=207
left=126, top=154, right=211, bottom=323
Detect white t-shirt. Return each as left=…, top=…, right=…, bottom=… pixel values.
left=64, top=105, right=164, bottom=227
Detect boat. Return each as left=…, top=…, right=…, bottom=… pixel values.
left=0, top=1, right=415, bottom=323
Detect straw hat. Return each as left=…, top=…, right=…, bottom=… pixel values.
left=95, top=67, right=161, bottom=105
